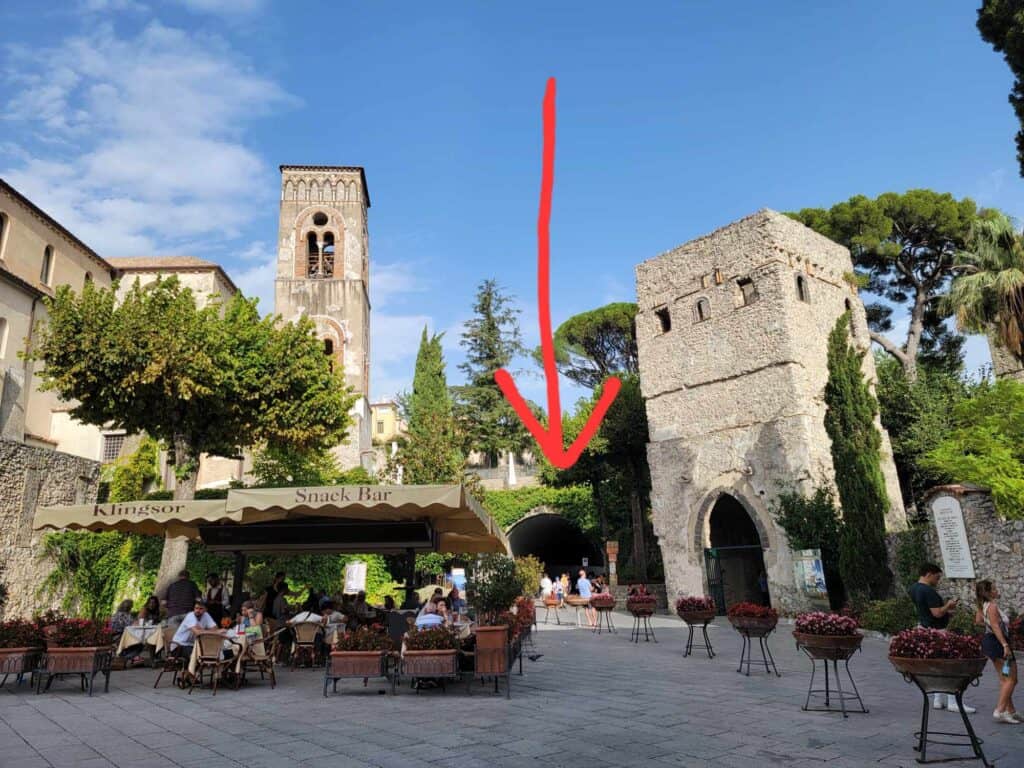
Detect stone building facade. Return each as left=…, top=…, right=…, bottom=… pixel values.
left=274, top=165, right=373, bottom=471
left=0, top=438, right=101, bottom=618
left=988, top=334, right=1024, bottom=382
left=635, top=210, right=906, bottom=613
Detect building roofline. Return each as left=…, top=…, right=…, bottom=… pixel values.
left=112, top=263, right=240, bottom=296
left=0, top=179, right=114, bottom=274
left=279, top=165, right=370, bottom=208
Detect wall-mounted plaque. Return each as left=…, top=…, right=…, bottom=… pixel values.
left=931, top=495, right=975, bottom=579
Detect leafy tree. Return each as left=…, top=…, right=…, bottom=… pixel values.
left=943, top=211, right=1024, bottom=367
left=770, top=484, right=844, bottom=609
left=824, top=314, right=893, bottom=600
left=453, top=279, right=529, bottom=464
left=31, top=277, right=357, bottom=589
left=874, top=354, right=970, bottom=506
left=923, top=379, right=1024, bottom=519
left=978, top=1, right=1024, bottom=176
left=789, top=191, right=976, bottom=381
left=400, top=328, right=464, bottom=484
left=541, top=302, right=638, bottom=388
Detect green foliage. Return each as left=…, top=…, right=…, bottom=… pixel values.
left=107, top=437, right=161, bottom=502
left=858, top=598, right=917, bottom=635
left=471, top=553, right=521, bottom=620
left=874, top=354, right=972, bottom=505
left=923, top=379, right=1024, bottom=519
left=453, top=279, right=530, bottom=462
left=825, top=314, right=892, bottom=600
left=31, top=276, right=356, bottom=499
left=770, top=483, right=844, bottom=606
left=891, top=524, right=930, bottom=595
left=977, top=1, right=1024, bottom=177
left=514, top=555, right=545, bottom=597
left=789, top=190, right=976, bottom=379
left=541, top=302, right=638, bottom=388
left=484, top=486, right=596, bottom=531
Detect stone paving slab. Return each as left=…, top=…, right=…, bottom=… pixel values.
left=0, top=613, right=1020, bottom=767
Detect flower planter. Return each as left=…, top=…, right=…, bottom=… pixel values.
left=677, top=609, right=716, bottom=624
left=889, top=656, right=987, bottom=695
left=793, top=631, right=863, bottom=660
left=37, top=647, right=112, bottom=696
left=729, top=616, right=778, bottom=635
left=565, top=596, right=590, bottom=607
left=627, top=602, right=657, bottom=617
left=475, top=626, right=509, bottom=675
left=0, top=647, right=43, bottom=679
left=402, top=649, right=459, bottom=677
left=328, top=650, right=387, bottom=678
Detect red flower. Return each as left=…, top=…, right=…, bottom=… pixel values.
left=675, top=595, right=715, bottom=613
left=889, top=628, right=981, bottom=660
left=727, top=602, right=778, bottom=620
left=795, top=611, right=859, bottom=636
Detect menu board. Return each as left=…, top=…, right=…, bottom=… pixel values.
left=931, top=495, right=975, bottom=579
left=344, top=561, right=367, bottom=593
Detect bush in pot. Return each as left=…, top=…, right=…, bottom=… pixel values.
left=402, top=626, right=460, bottom=679
left=675, top=595, right=716, bottom=621
left=727, top=602, right=779, bottom=633
left=888, top=628, right=985, bottom=693
left=48, top=619, right=116, bottom=649
left=590, top=593, right=616, bottom=610
left=0, top=619, right=46, bottom=678
left=626, top=585, right=657, bottom=616
left=793, top=611, right=863, bottom=657
left=472, top=554, right=522, bottom=624
left=329, top=626, right=393, bottom=682
left=405, top=626, right=459, bottom=652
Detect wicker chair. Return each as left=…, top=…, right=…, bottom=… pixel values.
left=237, top=627, right=283, bottom=689
left=153, top=627, right=185, bottom=689
left=290, top=622, right=322, bottom=669
left=188, top=632, right=239, bottom=695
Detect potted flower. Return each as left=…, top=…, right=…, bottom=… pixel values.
left=37, top=618, right=116, bottom=695
left=402, top=626, right=461, bottom=681
left=325, top=625, right=393, bottom=695
left=471, top=554, right=521, bottom=665
left=591, top=593, right=616, bottom=611
left=888, top=628, right=985, bottom=693
left=793, top=611, right=863, bottom=658
left=626, top=586, right=657, bottom=617
left=727, top=602, right=779, bottom=634
left=0, top=619, right=46, bottom=681
left=675, top=595, right=716, bottom=624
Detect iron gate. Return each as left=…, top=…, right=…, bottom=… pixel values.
left=704, top=545, right=766, bottom=614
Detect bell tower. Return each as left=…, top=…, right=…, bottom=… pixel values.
left=274, top=165, right=372, bottom=470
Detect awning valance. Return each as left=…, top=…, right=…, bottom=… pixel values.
left=32, top=500, right=232, bottom=539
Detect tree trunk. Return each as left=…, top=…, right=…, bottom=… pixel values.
left=629, top=485, right=648, bottom=583
left=154, top=435, right=197, bottom=596
left=901, top=290, right=928, bottom=383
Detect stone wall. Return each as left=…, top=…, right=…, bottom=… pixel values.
left=919, top=485, right=1024, bottom=611
left=0, top=438, right=101, bottom=618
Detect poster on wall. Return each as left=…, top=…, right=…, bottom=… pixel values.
left=792, top=549, right=830, bottom=610
left=449, top=567, right=466, bottom=591
left=930, top=495, right=976, bottom=579
left=344, top=561, right=367, bottom=594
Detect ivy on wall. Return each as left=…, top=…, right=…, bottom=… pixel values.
left=483, top=485, right=596, bottom=532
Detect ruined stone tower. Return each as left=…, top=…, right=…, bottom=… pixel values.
left=635, top=209, right=906, bottom=612
left=274, top=165, right=372, bottom=470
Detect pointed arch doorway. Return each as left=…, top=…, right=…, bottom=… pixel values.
left=703, top=493, right=769, bottom=613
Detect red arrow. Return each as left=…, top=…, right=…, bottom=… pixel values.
left=494, top=78, right=621, bottom=470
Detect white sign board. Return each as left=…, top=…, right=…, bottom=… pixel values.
left=581, top=557, right=589, bottom=568
left=931, top=495, right=975, bottom=579
left=344, top=561, right=367, bottom=594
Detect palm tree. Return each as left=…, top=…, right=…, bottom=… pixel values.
left=942, top=211, right=1024, bottom=366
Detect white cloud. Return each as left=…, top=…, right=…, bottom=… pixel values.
left=232, top=250, right=276, bottom=315
left=177, top=0, right=266, bottom=14
left=371, top=261, right=430, bottom=307
left=1, top=21, right=294, bottom=257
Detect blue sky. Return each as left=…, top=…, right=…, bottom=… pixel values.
left=1, top=1, right=1019, bottom=405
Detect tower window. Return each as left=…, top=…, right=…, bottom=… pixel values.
left=101, top=433, right=126, bottom=462
left=694, top=298, right=710, bottom=323
left=737, top=277, right=757, bottom=307
left=845, top=298, right=856, bottom=334
left=0, top=317, right=8, bottom=359
left=322, top=232, right=335, bottom=277
left=306, top=232, right=320, bottom=277
left=313, top=211, right=328, bottom=226
left=377, top=420, right=385, bottom=434
left=796, top=275, right=810, bottom=303
left=324, top=338, right=334, bottom=372
left=41, top=245, right=54, bottom=285
left=654, top=306, right=671, bottom=333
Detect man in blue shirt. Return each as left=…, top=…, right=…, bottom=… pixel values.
left=577, top=569, right=596, bottom=628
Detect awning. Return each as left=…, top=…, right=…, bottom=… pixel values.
left=33, top=484, right=510, bottom=555
left=32, top=499, right=232, bottom=539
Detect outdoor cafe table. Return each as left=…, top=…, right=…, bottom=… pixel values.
left=115, top=624, right=164, bottom=657
left=187, top=631, right=248, bottom=677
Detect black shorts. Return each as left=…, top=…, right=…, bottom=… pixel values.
left=982, top=633, right=1007, bottom=661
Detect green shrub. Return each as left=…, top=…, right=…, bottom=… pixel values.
left=858, top=598, right=917, bottom=635
left=891, top=524, right=929, bottom=594
left=514, top=555, right=544, bottom=597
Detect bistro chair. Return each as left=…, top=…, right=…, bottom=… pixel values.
left=290, top=622, right=322, bottom=669
left=237, top=626, right=284, bottom=690
left=188, top=632, right=240, bottom=695
left=153, top=627, right=184, bottom=689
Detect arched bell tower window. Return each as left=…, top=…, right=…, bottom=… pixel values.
left=322, top=232, right=335, bottom=277
left=694, top=298, right=710, bottom=322
left=306, top=232, right=320, bottom=277
left=796, top=274, right=810, bottom=303
left=324, top=338, right=334, bottom=372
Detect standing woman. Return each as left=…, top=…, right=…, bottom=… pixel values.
left=976, top=579, right=1020, bottom=724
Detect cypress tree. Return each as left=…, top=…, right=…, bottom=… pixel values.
left=402, top=328, right=464, bottom=484
left=825, top=313, right=893, bottom=601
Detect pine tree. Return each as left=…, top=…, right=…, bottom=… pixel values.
left=402, top=328, right=464, bottom=484
left=453, top=279, right=528, bottom=464
left=824, top=313, right=893, bottom=600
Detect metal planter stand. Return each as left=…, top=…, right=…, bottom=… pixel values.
left=630, top=613, right=657, bottom=643
left=795, top=636, right=868, bottom=717
left=731, top=621, right=780, bottom=677
left=593, top=607, right=615, bottom=635
left=678, top=612, right=716, bottom=658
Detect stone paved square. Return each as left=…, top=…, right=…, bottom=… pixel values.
left=1, top=615, right=1018, bottom=767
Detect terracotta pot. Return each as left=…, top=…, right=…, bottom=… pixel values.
left=793, top=632, right=863, bottom=659
left=677, top=609, right=716, bottom=624
left=402, top=649, right=458, bottom=677
left=728, top=616, right=778, bottom=635
left=44, top=647, right=107, bottom=675
left=0, top=647, right=42, bottom=676
left=475, top=626, right=509, bottom=675
left=566, top=596, right=590, bottom=607
left=328, top=650, right=386, bottom=678
left=889, top=656, right=987, bottom=694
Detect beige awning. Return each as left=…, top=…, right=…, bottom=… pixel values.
left=33, top=499, right=233, bottom=539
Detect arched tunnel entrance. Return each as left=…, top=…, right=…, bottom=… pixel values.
left=508, top=513, right=604, bottom=582
left=705, top=492, right=769, bottom=612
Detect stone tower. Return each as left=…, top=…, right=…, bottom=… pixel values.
left=635, top=210, right=906, bottom=613
left=274, top=165, right=372, bottom=470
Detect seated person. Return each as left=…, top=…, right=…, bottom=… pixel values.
left=382, top=595, right=396, bottom=611
left=110, top=599, right=134, bottom=637
left=447, top=586, right=464, bottom=617
left=233, top=601, right=263, bottom=633
left=418, top=588, right=444, bottom=617
left=414, top=597, right=449, bottom=629
left=171, top=599, right=218, bottom=658
left=289, top=607, right=322, bottom=625
left=138, top=595, right=162, bottom=625
left=352, top=591, right=375, bottom=623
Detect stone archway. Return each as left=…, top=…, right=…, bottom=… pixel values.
left=507, top=510, right=603, bottom=580
left=699, top=491, right=770, bottom=611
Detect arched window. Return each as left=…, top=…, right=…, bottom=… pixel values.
left=654, top=306, right=671, bottom=333
left=737, top=277, right=757, bottom=307
left=306, top=232, right=320, bottom=277
left=322, top=232, right=335, bottom=277
left=0, top=316, right=8, bottom=359
left=0, top=213, right=7, bottom=260
left=796, top=275, right=810, bottom=303
left=84, top=272, right=93, bottom=287
left=41, top=245, right=54, bottom=285
left=324, top=338, right=334, bottom=372
left=694, top=298, right=710, bottom=322
left=845, top=298, right=856, bottom=334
